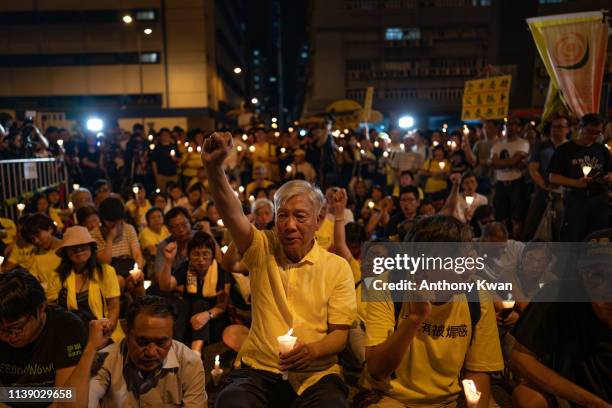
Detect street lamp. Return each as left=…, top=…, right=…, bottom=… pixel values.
left=233, top=67, right=242, bottom=74
left=122, top=15, right=133, bottom=24
left=251, top=97, right=259, bottom=104
left=143, top=28, right=152, bottom=35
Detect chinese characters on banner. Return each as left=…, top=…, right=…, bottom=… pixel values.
left=461, top=75, right=512, bottom=121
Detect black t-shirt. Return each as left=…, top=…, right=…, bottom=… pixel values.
left=0, top=306, right=87, bottom=405
left=450, top=149, right=469, bottom=173
left=174, top=261, right=229, bottom=304
left=548, top=141, right=611, bottom=197
left=150, top=144, right=178, bottom=176
left=512, top=295, right=612, bottom=405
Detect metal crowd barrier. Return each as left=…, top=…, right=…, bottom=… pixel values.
left=0, top=158, right=68, bottom=221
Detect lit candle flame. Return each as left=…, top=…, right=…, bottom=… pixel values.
left=438, top=161, right=446, bottom=170
left=286, top=165, right=292, bottom=173
left=237, top=145, right=243, bottom=152
left=249, top=145, right=256, bottom=153
left=188, top=146, right=194, bottom=153
left=132, top=186, right=139, bottom=195
left=280, top=147, right=286, bottom=154
left=465, top=196, right=474, bottom=205
left=242, top=134, right=248, bottom=141
left=57, top=139, right=64, bottom=147
left=339, top=146, right=344, bottom=153
left=238, top=186, right=245, bottom=193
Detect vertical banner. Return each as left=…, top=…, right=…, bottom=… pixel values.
left=461, top=75, right=512, bottom=121
left=527, top=11, right=610, bottom=117
left=362, top=86, right=374, bottom=122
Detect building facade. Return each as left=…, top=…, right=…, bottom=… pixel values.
left=0, top=0, right=246, bottom=130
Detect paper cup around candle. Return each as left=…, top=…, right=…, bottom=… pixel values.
left=465, top=196, right=474, bottom=206
left=462, top=379, right=481, bottom=408
left=286, top=165, right=292, bottom=173
left=242, top=134, right=248, bottom=141
left=197, top=146, right=202, bottom=153
left=237, top=145, right=243, bottom=152
left=238, top=186, right=245, bottom=193
left=132, top=186, right=139, bottom=195
left=249, top=145, right=256, bottom=153
left=211, top=367, right=224, bottom=386
left=170, top=149, right=176, bottom=157
left=368, top=201, right=375, bottom=209
left=438, top=162, right=446, bottom=170
left=277, top=330, right=297, bottom=380
left=188, top=146, right=194, bottom=153
left=57, top=139, right=64, bottom=147
left=149, top=144, right=155, bottom=150
left=144, top=280, right=152, bottom=290
left=339, top=146, right=344, bottom=153
left=382, top=151, right=389, bottom=158
left=582, top=165, right=592, bottom=177
left=72, top=184, right=80, bottom=191
left=17, top=203, right=25, bottom=212
left=280, top=147, right=286, bottom=154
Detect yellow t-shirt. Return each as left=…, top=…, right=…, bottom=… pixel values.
left=238, top=227, right=357, bottom=395
left=181, top=151, right=204, bottom=178
left=49, top=210, right=64, bottom=231
left=125, top=199, right=152, bottom=232
left=349, top=257, right=366, bottom=323
left=0, top=217, right=17, bottom=246
left=139, top=226, right=170, bottom=252
left=364, top=287, right=504, bottom=406
left=392, top=185, right=425, bottom=200
left=7, top=242, right=34, bottom=270
left=246, top=180, right=274, bottom=197
left=314, top=218, right=334, bottom=250
left=30, top=247, right=62, bottom=296
left=422, top=159, right=450, bottom=193
left=251, top=142, right=276, bottom=171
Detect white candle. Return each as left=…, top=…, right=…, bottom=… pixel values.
left=148, top=134, right=154, bottom=141
left=155, top=188, right=161, bottom=194
left=17, top=203, right=25, bottom=213
left=451, top=141, right=457, bottom=149
left=57, top=139, right=64, bottom=147
left=368, top=201, right=375, bottom=209
left=237, top=145, right=243, bottom=152
left=339, top=146, right=344, bottom=153
left=374, top=141, right=380, bottom=148
left=130, top=262, right=140, bottom=278
left=286, top=165, right=292, bottom=173
left=462, top=379, right=481, bottom=408
left=217, top=219, right=224, bottom=227
left=249, top=145, right=256, bottom=153
left=248, top=195, right=255, bottom=203
left=221, top=245, right=228, bottom=254
left=184, top=142, right=189, bottom=148
left=68, top=201, right=74, bottom=211
left=188, top=146, right=194, bottom=153
left=170, top=149, right=176, bottom=157
left=238, top=186, right=245, bottom=193
left=144, top=280, right=152, bottom=290
left=463, top=125, right=469, bottom=136
left=280, top=147, right=286, bottom=154
left=438, top=161, right=446, bottom=170
left=382, top=151, right=389, bottom=158
left=582, top=165, right=592, bottom=177
left=197, top=146, right=202, bottom=153
left=242, top=134, right=248, bottom=142
left=132, top=186, right=139, bottom=195
left=277, top=328, right=297, bottom=380
left=0, top=256, right=4, bottom=266
left=72, top=184, right=80, bottom=191
left=360, top=149, right=365, bottom=155
left=149, top=144, right=155, bottom=150
left=465, top=196, right=474, bottom=206
left=214, top=354, right=220, bottom=371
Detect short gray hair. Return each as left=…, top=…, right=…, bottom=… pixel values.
left=251, top=198, right=274, bottom=215
left=273, top=180, right=326, bottom=217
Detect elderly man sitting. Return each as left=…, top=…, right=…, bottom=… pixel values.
left=203, top=132, right=357, bottom=408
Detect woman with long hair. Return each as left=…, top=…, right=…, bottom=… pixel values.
left=48, top=226, right=123, bottom=343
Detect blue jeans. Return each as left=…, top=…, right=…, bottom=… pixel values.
left=214, top=367, right=349, bottom=408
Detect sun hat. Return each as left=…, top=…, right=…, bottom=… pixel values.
left=56, top=226, right=96, bottom=255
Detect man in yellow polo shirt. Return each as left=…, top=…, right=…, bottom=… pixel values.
left=364, top=215, right=504, bottom=408
left=203, top=132, right=356, bottom=407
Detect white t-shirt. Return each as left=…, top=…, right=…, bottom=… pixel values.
left=490, top=137, right=530, bottom=181
left=455, top=193, right=488, bottom=223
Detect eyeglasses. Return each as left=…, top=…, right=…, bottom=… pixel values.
left=0, top=315, right=33, bottom=336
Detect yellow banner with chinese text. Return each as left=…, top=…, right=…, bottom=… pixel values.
left=461, top=75, right=512, bottom=121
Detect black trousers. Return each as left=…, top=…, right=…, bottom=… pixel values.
left=561, top=193, right=609, bottom=242
left=214, top=368, right=349, bottom=408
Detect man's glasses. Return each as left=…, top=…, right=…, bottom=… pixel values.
left=0, top=315, right=33, bottom=336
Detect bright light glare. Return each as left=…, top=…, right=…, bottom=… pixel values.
left=398, top=115, right=415, bottom=129
left=122, top=15, right=133, bottom=24
left=143, top=28, right=153, bottom=35
left=86, top=117, right=103, bottom=132
left=233, top=67, right=242, bottom=74
left=251, top=98, right=259, bottom=104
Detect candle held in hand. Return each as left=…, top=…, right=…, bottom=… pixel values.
left=582, top=165, right=592, bottom=177
left=462, top=379, right=481, bottom=408
left=277, top=328, right=297, bottom=380
left=465, top=196, right=474, bottom=206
